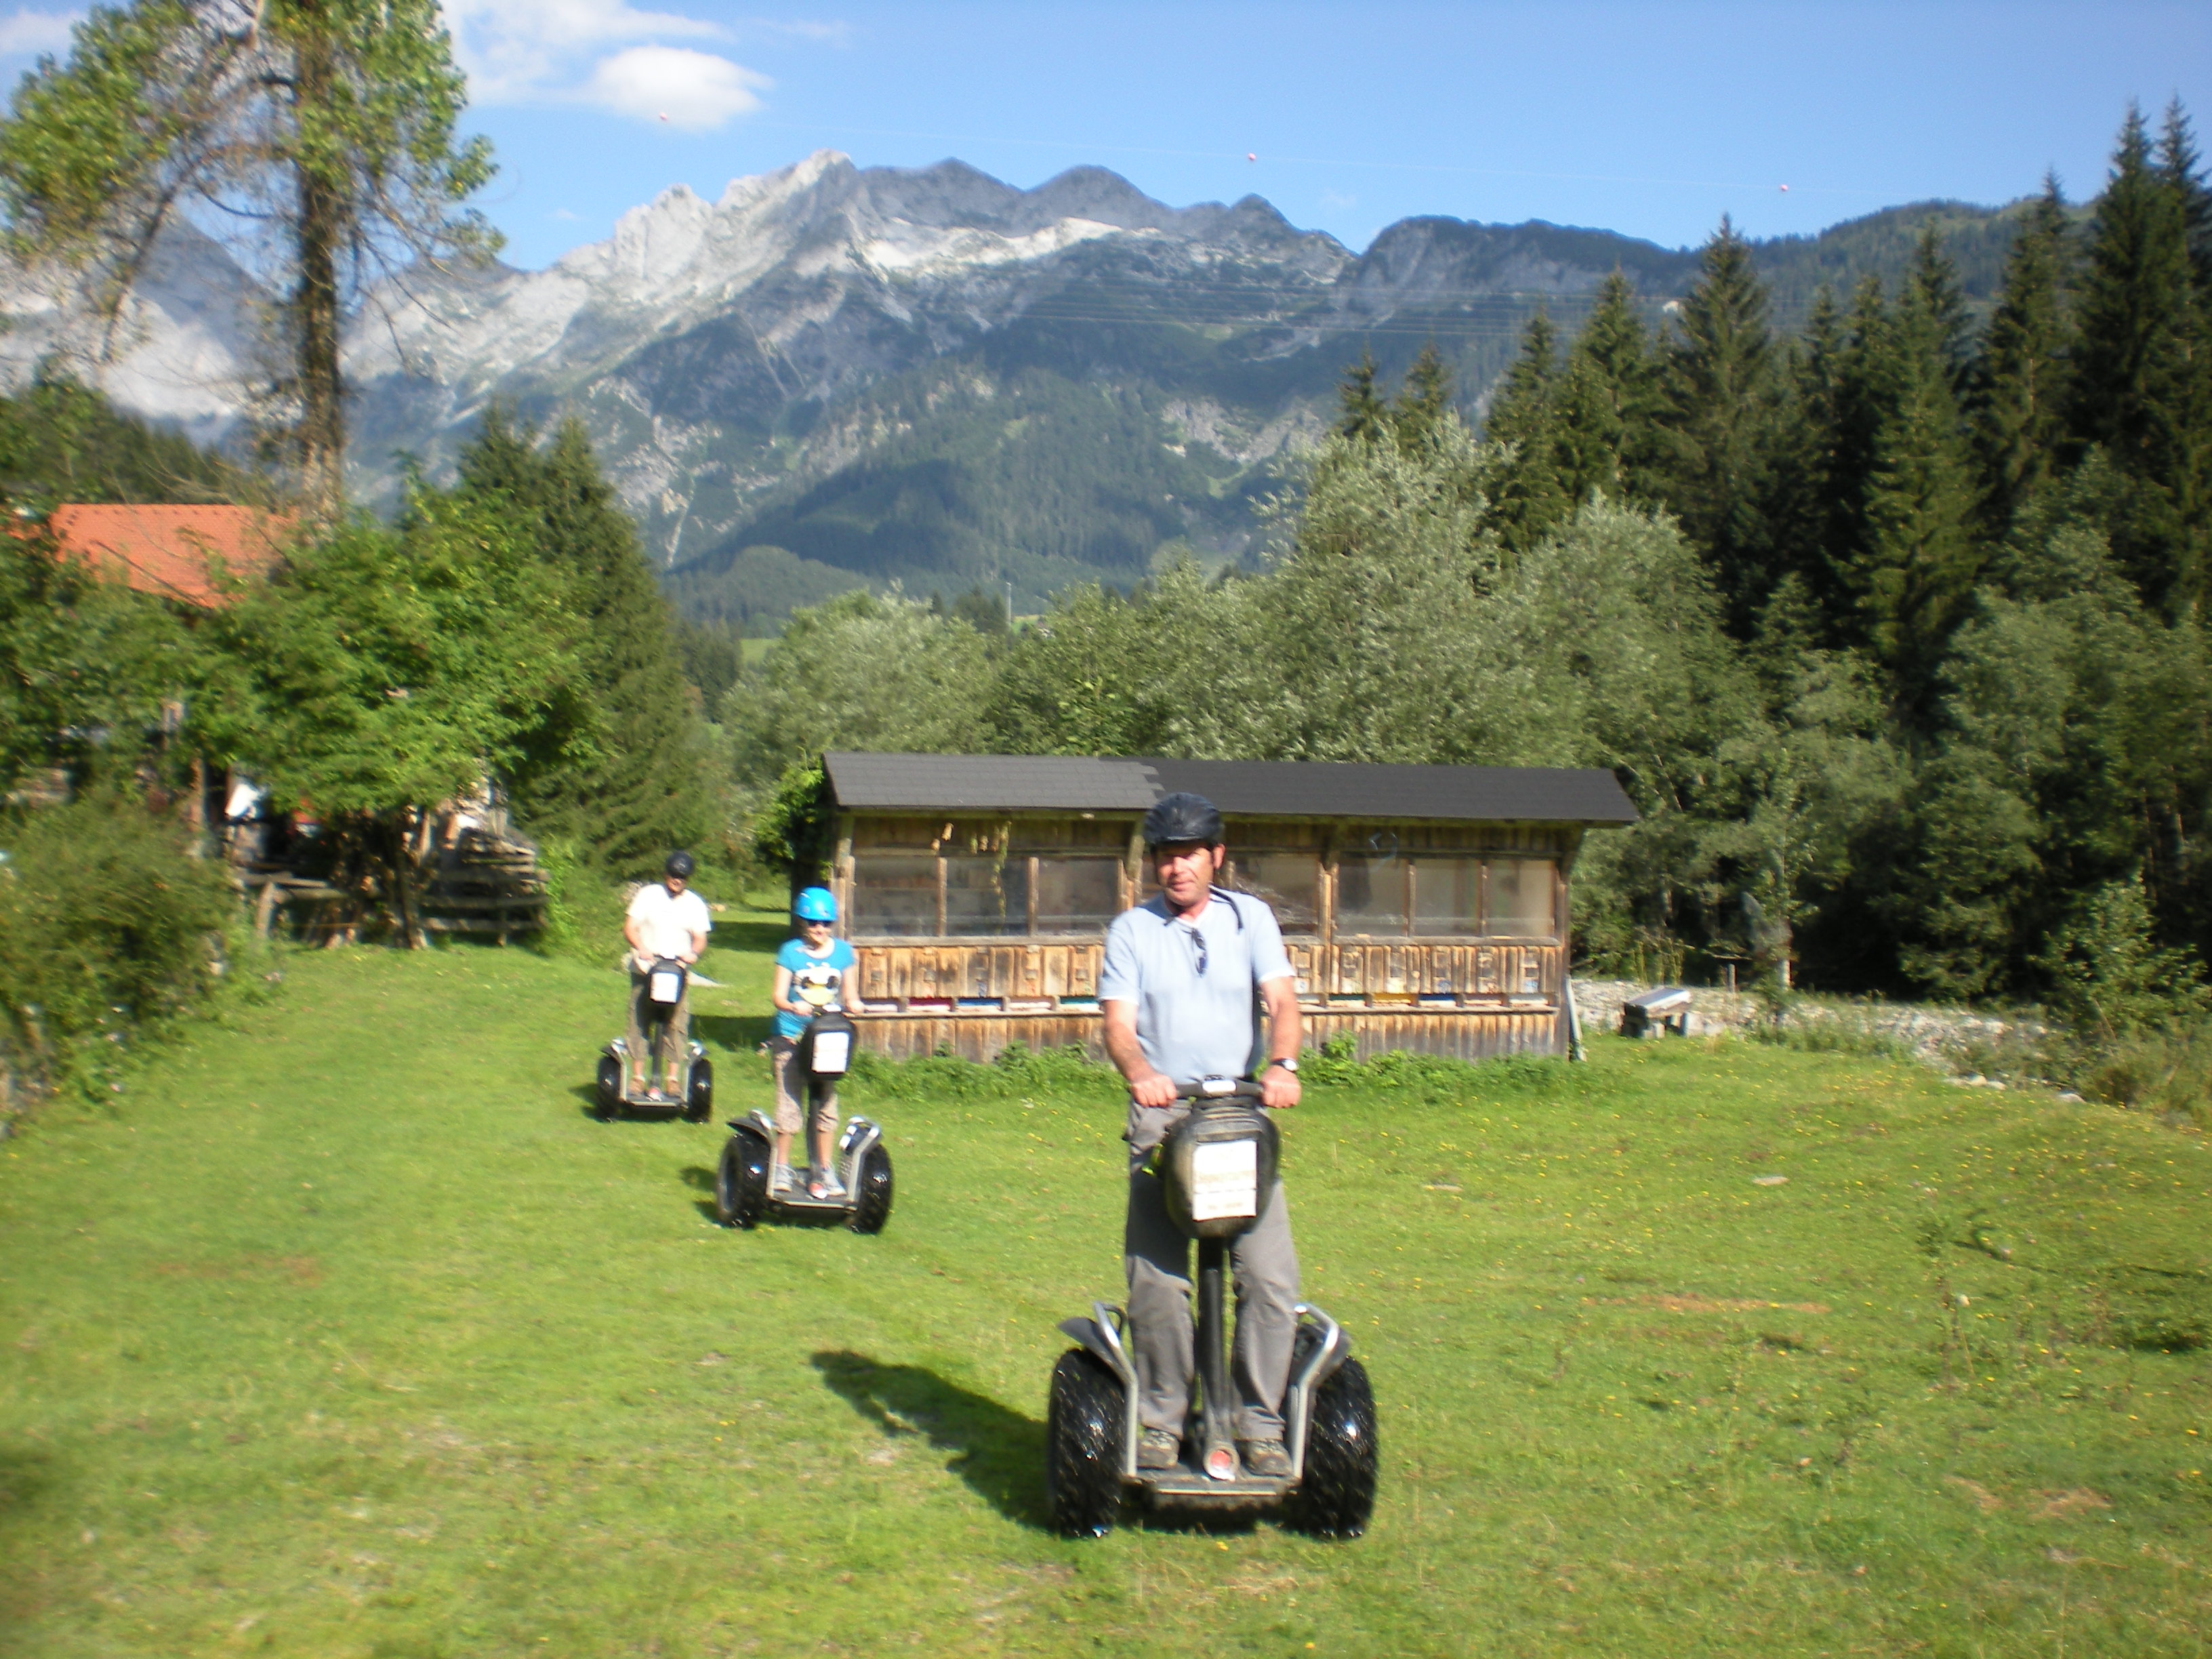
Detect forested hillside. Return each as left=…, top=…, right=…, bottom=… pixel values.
left=729, top=102, right=2212, bottom=1033
left=663, top=194, right=2033, bottom=628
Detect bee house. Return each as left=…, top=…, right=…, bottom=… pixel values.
left=822, top=752, right=1638, bottom=1065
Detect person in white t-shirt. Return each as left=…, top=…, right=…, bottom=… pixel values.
left=622, top=851, right=713, bottom=1098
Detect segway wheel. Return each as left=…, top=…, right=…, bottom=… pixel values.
left=846, top=1142, right=894, bottom=1234
left=1283, top=1357, right=1378, bottom=1539
left=716, top=1128, right=771, bottom=1229
left=594, top=1054, right=623, bottom=1121
left=1046, top=1348, right=1124, bottom=1538
left=683, top=1058, right=714, bottom=1124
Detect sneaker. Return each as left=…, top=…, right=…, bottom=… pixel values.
left=1137, top=1429, right=1182, bottom=1471
left=1237, top=1438, right=1292, bottom=1477
left=808, top=1168, right=848, bottom=1200
left=770, top=1164, right=794, bottom=1196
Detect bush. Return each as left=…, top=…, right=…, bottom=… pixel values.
left=0, top=798, right=240, bottom=1103
left=2076, top=1022, right=2212, bottom=1126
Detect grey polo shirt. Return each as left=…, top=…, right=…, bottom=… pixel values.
left=1099, top=890, right=1294, bottom=1084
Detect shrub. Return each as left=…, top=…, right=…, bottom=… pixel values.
left=2076, top=1022, right=2212, bottom=1126
left=0, top=798, right=239, bottom=1103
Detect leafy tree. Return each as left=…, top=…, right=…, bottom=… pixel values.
left=988, top=574, right=1196, bottom=758
left=454, top=411, right=716, bottom=874
left=0, top=0, right=497, bottom=511
left=191, top=493, right=591, bottom=945
left=2040, top=872, right=2212, bottom=1038
left=0, top=516, right=192, bottom=793
left=722, top=590, right=994, bottom=791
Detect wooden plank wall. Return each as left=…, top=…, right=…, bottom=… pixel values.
left=840, top=813, right=1586, bottom=1065
left=852, top=1006, right=1565, bottom=1065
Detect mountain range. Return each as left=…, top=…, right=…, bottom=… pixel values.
left=0, top=152, right=2034, bottom=626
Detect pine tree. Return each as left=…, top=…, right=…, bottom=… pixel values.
left=1765, top=287, right=1851, bottom=630
left=1904, top=223, right=1973, bottom=396
left=1482, top=310, right=1570, bottom=554
left=1854, top=271, right=1984, bottom=697
left=1552, top=270, right=1666, bottom=506
left=457, top=410, right=715, bottom=871
left=1336, top=351, right=1389, bottom=443
left=2072, top=103, right=2212, bottom=617
left=1973, top=180, right=2076, bottom=535
left=1658, top=217, right=1783, bottom=623
left=2160, top=98, right=2212, bottom=289
left=1391, top=343, right=1453, bottom=451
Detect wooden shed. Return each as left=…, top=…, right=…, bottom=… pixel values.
left=821, top=753, right=1638, bottom=1064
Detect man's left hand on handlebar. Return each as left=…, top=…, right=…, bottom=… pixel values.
left=1259, top=1065, right=1300, bottom=1111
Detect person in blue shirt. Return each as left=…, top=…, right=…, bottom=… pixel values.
left=1099, top=792, right=1304, bottom=1478
left=771, top=886, right=857, bottom=1197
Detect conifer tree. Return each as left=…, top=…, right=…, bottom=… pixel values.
left=1482, top=310, right=1570, bottom=554
left=1973, top=180, right=2076, bottom=535
left=1552, top=270, right=1666, bottom=506
left=457, top=410, right=714, bottom=871
left=1765, top=287, right=1851, bottom=628
left=2159, top=98, right=2212, bottom=287
left=1904, top=223, right=1973, bottom=395
left=1336, top=351, right=1389, bottom=443
left=2071, top=104, right=2211, bottom=617
left=1657, top=217, right=1782, bottom=622
left=1391, top=343, right=1454, bottom=450
left=1854, top=282, right=1983, bottom=697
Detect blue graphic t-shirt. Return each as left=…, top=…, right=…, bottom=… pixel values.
left=774, top=937, right=857, bottom=1040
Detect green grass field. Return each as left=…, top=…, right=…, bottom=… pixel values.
left=2, top=918, right=2208, bottom=1656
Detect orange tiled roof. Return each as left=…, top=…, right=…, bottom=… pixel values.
left=47, top=503, right=290, bottom=608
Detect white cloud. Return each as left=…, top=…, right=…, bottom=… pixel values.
left=447, top=0, right=732, bottom=102
left=582, top=44, right=768, bottom=130
left=0, top=9, right=79, bottom=56
left=1318, top=189, right=1358, bottom=211
left=744, top=17, right=852, bottom=45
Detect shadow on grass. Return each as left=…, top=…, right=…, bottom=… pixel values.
left=812, top=1351, right=1050, bottom=1530
left=692, top=1013, right=774, bottom=1054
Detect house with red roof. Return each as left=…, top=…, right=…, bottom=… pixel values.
left=45, top=503, right=290, bottom=607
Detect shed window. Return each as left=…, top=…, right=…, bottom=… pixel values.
left=851, top=853, right=938, bottom=937
left=1035, top=857, right=1121, bottom=934
left=1485, top=859, right=1555, bottom=937
left=1335, top=855, right=1406, bottom=935
left=1411, top=858, right=1480, bottom=935
left=945, top=855, right=1027, bottom=937
left=1228, top=853, right=1319, bottom=932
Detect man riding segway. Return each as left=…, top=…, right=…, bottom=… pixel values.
left=623, top=851, right=712, bottom=1101
left=1101, top=792, right=1305, bottom=1479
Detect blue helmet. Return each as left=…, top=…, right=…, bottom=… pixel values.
left=794, top=886, right=838, bottom=923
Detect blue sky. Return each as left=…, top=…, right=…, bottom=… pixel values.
left=3, top=1, right=2207, bottom=271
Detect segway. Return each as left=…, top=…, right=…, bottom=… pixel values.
left=595, top=956, right=713, bottom=1123
left=714, top=1006, right=894, bottom=1232
left=1046, top=1078, right=1378, bottom=1538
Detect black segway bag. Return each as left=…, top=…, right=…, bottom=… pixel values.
left=797, top=1007, right=856, bottom=1078
left=645, top=956, right=688, bottom=1011
left=1160, top=1099, right=1280, bottom=1241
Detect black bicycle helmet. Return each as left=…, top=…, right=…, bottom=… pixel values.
left=664, top=851, right=696, bottom=880
left=1143, top=791, right=1223, bottom=849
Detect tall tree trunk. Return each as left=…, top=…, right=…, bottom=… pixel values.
left=292, top=30, right=345, bottom=518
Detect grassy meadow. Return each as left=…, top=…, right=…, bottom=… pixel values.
left=1, top=904, right=2208, bottom=1656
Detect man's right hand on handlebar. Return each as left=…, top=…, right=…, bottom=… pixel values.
left=1128, top=1069, right=1181, bottom=1109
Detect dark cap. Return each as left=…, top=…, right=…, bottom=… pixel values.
left=664, top=851, right=696, bottom=880
left=1143, top=792, right=1223, bottom=848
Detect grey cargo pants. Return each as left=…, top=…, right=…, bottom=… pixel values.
left=1124, top=1152, right=1300, bottom=1443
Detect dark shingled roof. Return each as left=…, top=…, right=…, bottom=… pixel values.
left=823, top=753, right=1638, bottom=824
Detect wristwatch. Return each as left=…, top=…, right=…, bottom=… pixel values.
left=1268, top=1057, right=1299, bottom=1074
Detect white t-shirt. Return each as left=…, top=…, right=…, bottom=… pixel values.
left=627, top=882, right=712, bottom=960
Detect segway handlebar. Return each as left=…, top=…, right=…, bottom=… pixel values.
left=1170, top=1078, right=1266, bottom=1103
